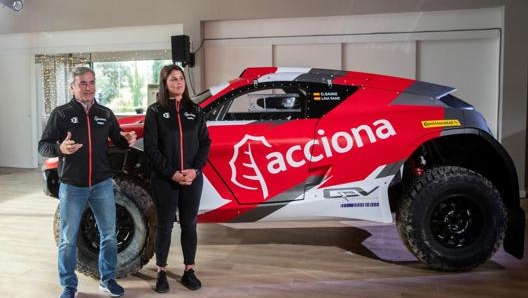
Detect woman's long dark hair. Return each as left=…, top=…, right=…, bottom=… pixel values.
left=157, top=64, right=192, bottom=108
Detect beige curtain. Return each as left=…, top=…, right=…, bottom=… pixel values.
left=35, top=54, right=89, bottom=118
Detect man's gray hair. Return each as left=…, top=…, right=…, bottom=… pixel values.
left=70, top=66, right=95, bottom=85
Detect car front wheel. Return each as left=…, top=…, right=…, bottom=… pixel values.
left=396, top=166, right=507, bottom=271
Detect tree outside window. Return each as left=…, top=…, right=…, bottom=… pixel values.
left=94, top=60, right=170, bottom=114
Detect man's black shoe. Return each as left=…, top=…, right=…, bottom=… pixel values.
left=181, top=269, right=201, bottom=290
left=155, top=271, right=170, bottom=293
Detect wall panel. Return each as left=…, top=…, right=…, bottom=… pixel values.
left=418, top=37, right=500, bottom=136
left=343, top=41, right=416, bottom=79
left=204, top=45, right=271, bottom=87
left=203, top=10, right=501, bottom=137
left=273, top=43, right=342, bottom=69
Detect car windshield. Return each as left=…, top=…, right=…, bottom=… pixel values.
left=192, top=81, right=231, bottom=105
left=192, top=89, right=211, bottom=105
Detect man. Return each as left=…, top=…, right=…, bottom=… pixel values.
left=39, top=66, right=136, bottom=298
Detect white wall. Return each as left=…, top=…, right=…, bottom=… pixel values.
left=0, top=7, right=515, bottom=190
left=0, top=53, right=34, bottom=168
left=418, top=38, right=500, bottom=135
left=203, top=8, right=502, bottom=137
left=0, top=24, right=183, bottom=168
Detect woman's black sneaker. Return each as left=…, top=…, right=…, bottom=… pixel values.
left=155, top=271, right=170, bottom=293
left=181, top=269, right=202, bottom=290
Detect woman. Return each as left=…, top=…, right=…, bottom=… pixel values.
left=144, top=64, right=211, bottom=293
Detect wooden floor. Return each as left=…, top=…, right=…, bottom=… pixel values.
left=1, top=168, right=528, bottom=298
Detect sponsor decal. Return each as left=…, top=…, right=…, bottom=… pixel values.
left=421, top=119, right=461, bottom=128
left=323, top=187, right=379, bottom=199
left=229, top=119, right=396, bottom=199
left=94, top=116, right=107, bottom=125
left=324, top=187, right=380, bottom=208
left=229, top=135, right=272, bottom=199
left=312, top=91, right=341, bottom=101
left=340, top=202, right=380, bottom=208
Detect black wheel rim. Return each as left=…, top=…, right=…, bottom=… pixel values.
left=79, top=204, right=135, bottom=254
left=430, top=195, right=483, bottom=248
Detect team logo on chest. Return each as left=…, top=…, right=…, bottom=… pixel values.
left=184, top=112, right=196, bottom=120
left=94, top=116, right=107, bottom=125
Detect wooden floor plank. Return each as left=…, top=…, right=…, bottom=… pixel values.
left=0, top=168, right=527, bottom=298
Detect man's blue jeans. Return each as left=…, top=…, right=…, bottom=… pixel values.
left=58, top=178, right=117, bottom=290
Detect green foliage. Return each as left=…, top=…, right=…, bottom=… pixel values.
left=131, top=62, right=143, bottom=107
left=95, top=62, right=131, bottom=105
left=93, top=59, right=170, bottom=114
left=151, top=61, right=166, bottom=84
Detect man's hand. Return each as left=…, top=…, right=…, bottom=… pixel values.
left=59, top=131, right=83, bottom=155
left=121, top=131, right=137, bottom=146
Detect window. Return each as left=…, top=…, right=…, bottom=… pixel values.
left=36, top=50, right=172, bottom=118
left=203, top=82, right=358, bottom=121
left=93, top=60, right=170, bottom=114
left=218, top=87, right=306, bottom=121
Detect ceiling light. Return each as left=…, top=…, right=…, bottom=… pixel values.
left=0, top=0, right=23, bottom=12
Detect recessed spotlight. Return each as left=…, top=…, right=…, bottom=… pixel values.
left=0, top=0, right=23, bottom=12
left=12, top=0, right=23, bottom=11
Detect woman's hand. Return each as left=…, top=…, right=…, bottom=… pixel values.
left=171, top=169, right=197, bottom=185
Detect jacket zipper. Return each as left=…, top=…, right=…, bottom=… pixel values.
left=85, top=110, right=93, bottom=186
left=176, top=100, right=184, bottom=171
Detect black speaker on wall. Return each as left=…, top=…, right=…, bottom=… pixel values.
left=171, top=35, right=194, bottom=67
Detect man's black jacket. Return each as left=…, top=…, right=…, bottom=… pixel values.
left=39, top=98, right=130, bottom=187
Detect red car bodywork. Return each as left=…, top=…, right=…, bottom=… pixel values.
left=42, top=67, right=525, bottom=267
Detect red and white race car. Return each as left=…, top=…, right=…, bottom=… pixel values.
left=42, top=66, right=525, bottom=278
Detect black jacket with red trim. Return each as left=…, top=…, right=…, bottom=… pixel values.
left=143, top=99, right=211, bottom=180
left=38, top=98, right=130, bottom=187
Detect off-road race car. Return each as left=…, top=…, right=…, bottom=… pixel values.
left=42, top=66, right=525, bottom=279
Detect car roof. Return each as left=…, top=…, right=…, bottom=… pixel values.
left=239, top=67, right=455, bottom=99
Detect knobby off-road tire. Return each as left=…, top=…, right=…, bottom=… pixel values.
left=396, top=166, right=507, bottom=271
left=53, top=177, right=157, bottom=279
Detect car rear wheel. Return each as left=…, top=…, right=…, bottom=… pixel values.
left=53, top=177, right=156, bottom=279
left=396, top=165, right=507, bottom=271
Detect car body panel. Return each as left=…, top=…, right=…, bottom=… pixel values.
left=192, top=68, right=461, bottom=223
left=41, top=66, right=525, bottom=259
